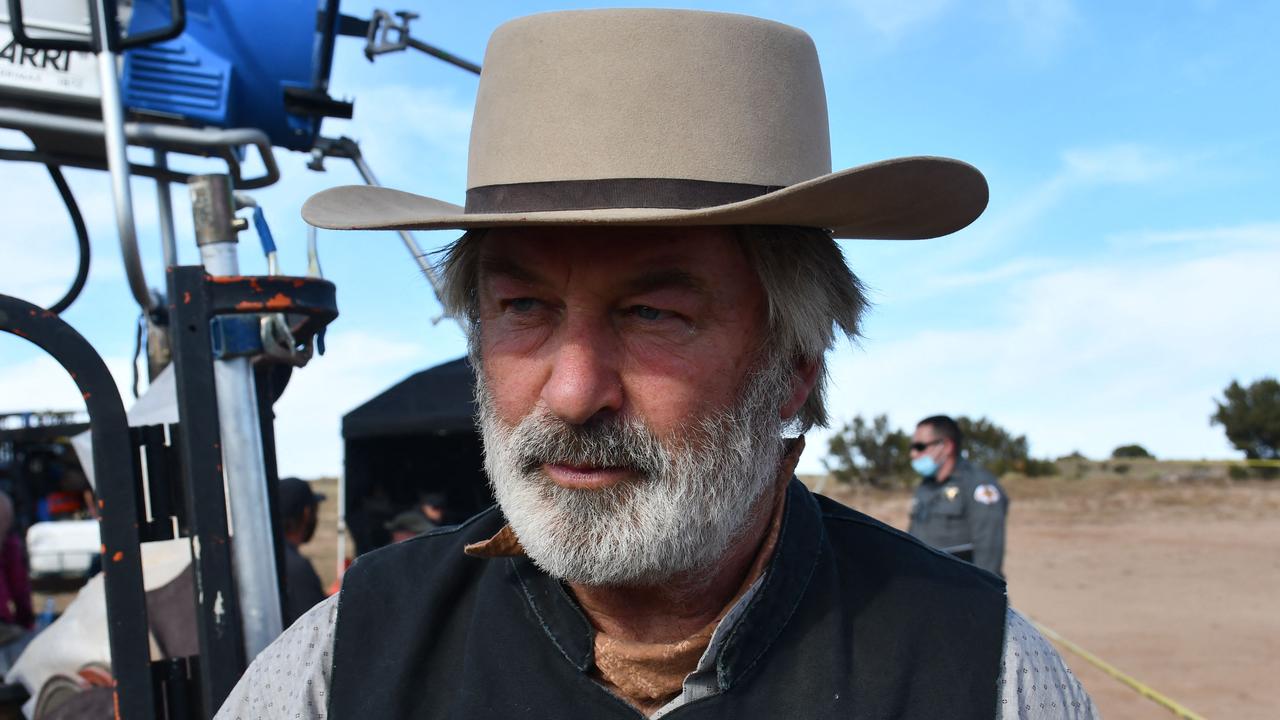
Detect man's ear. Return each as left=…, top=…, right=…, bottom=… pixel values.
left=779, top=357, right=819, bottom=421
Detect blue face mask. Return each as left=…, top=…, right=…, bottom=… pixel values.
left=912, top=455, right=939, bottom=478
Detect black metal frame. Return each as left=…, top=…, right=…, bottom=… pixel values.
left=1, top=268, right=336, bottom=718
left=166, top=266, right=337, bottom=715
left=0, top=294, right=156, bottom=719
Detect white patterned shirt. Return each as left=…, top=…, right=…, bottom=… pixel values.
left=216, top=593, right=1097, bottom=719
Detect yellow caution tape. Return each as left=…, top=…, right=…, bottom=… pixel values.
left=1029, top=619, right=1206, bottom=720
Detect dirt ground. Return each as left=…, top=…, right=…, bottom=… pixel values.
left=817, top=470, right=1280, bottom=719
left=301, top=470, right=1280, bottom=718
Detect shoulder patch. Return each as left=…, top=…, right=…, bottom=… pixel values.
left=973, top=484, right=1001, bottom=505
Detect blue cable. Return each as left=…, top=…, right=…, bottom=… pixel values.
left=252, top=207, right=276, bottom=255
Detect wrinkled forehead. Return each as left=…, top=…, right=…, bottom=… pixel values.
left=476, top=226, right=758, bottom=295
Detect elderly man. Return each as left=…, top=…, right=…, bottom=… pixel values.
left=217, top=9, right=1094, bottom=719
left=908, top=415, right=1010, bottom=577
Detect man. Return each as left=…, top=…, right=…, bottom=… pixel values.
left=277, top=477, right=327, bottom=627
left=908, top=415, right=1010, bottom=577
left=385, top=509, right=433, bottom=544
left=385, top=490, right=449, bottom=543
left=218, top=9, right=1094, bottom=719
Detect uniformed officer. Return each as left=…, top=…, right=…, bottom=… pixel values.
left=907, top=415, right=1009, bottom=577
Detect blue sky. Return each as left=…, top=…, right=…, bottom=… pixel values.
left=2, top=0, right=1277, bottom=477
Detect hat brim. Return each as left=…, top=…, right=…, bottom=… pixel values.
left=302, top=156, right=987, bottom=240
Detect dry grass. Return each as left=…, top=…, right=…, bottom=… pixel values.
left=807, top=462, right=1280, bottom=526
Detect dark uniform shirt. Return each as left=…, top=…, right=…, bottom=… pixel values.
left=283, top=542, right=327, bottom=627
left=908, top=458, right=1008, bottom=576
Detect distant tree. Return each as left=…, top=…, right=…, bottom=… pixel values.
left=954, top=416, right=1057, bottom=477
left=824, top=414, right=912, bottom=487
left=1211, top=377, right=1280, bottom=460
left=1112, top=444, right=1154, bottom=459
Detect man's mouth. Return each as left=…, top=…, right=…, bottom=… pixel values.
left=541, top=462, right=635, bottom=490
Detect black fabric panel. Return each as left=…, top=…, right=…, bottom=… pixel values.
left=341, top=358, right=476, bottom=440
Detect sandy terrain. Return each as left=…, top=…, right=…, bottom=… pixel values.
left=819, top=472, right=1280, bottom=719
left=301, top=470, right=1280, bottom=718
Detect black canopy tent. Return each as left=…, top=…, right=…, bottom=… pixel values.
left=342, top=358, right=493, bottom=555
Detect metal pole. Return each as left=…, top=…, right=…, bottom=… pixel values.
left=91, top=0, right=154, bottom=312
left=154, top=149, right=178, bottom=269
left=405, top=36, right=481, bottom=75
left=188, top=174, right=284, bottom=659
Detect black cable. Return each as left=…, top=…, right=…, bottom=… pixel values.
left=44, top=164, right=91, bottom=315
left=132, top=312, right=144, bottom=399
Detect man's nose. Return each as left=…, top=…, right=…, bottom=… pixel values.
left=540, top=318, right=623, bottom=425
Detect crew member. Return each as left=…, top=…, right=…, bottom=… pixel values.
left=908, top=415, right=1009, bottom=577
left=277, top=477, right=327, bottom=626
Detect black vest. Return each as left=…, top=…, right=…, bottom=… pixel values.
left=330, top=481, right=1007, bottom=718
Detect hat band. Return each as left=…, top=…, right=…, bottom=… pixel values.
left=465, top=178, right=781, bottom=214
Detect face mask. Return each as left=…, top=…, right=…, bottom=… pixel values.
left=912, top=455, right=939, bottom=478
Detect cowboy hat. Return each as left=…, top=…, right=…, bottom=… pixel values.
left=303, top=9, right=987, bottom=240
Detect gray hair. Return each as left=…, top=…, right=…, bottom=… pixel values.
left=436, top=225, right=867, bottom=432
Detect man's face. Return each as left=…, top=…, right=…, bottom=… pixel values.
left=301, top=505, right=318, bottom=545
left=910, top=425, right=950, bottom=466
left=477, top=225, right=770, bottom=474
left=473, top=226, right=791, bottom=586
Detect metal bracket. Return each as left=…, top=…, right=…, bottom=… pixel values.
left=362, top=8, right=480, bottom=74
left=209, top=316, right=262, bottom=359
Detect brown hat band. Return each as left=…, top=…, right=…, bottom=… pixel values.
left=464, top=178, right=783, bottom=214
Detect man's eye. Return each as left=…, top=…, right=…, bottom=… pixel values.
left=506, top=298, right=539, bottom=313
left=630, top=305, right=665, bottom=321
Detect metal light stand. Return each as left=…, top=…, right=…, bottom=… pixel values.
left=186, top=174, right=280, bottom=665
left=165, top=262, right=338, bottom=715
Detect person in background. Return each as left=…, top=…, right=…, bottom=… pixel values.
left=907, top=415, right=1009, bottom=577
left=385, top=510, right=435, bottom=544
left=277, top=478, right=327, bottom=627
left=0, top=491, right=33, bottom=632
left=385, top=491, right=449, bottom=544
left=0, top=491, right=34, bottom=674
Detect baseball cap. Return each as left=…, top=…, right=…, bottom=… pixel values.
left=278, top=477, right=326, bottom=520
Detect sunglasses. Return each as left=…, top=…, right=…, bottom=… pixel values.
left=909, top=439, right=944, bottom=452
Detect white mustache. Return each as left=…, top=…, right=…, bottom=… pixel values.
left=509, top=411, right=667, bottom=481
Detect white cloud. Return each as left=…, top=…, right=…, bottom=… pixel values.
left=840, top=0, right=1077, bottom=53
left=0, top=353, right=134, bottom=415
left=270, top=328, right=458, bottom=478
left=1005, top=0, right=1078, bottom=55
left=802, top=240, right=1280, bottom=472
left=1107, top=221, right=1280, bottom=249
left=0, top=158, right=180, bottom=307
left=842, top=0, right=955, bottom=38
left=1061, top=144, right=1178, bottom=184
left=862, top=143, right=1183, bottom=303
left=329, top=83, right=474, bottom=202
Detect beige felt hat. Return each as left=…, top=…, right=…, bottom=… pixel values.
left=303, top=9, right=988, bottom=240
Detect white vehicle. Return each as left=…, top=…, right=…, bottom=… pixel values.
left=26, top=519, right=99, bottom=579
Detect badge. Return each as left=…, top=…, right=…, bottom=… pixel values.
left=944, top=486, right=959, bottom=501
left=974, top=484, right=1001, bottom=505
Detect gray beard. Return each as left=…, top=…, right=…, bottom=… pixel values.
left=476, top=359, right=790, bottom=587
